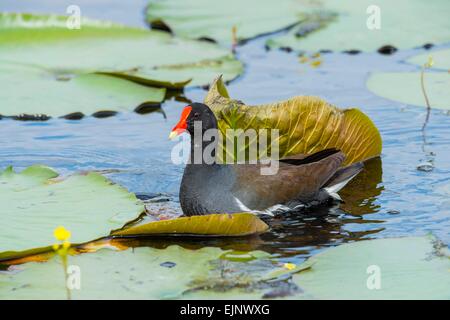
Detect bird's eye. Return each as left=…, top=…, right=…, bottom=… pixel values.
left=193, top=112, right=200, bottom=118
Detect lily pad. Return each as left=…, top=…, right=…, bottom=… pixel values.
left=205, top=77, right=382, bottom=165
left=3, top=236, right=447, bottom=299
left=0, top=246, right=227, bottom=299
left=0, top=63, right=166, bottom=118
left=146, top=0, right=305, bottom=46
left=0, top=164, right=270, bottom=260
left=266, top=0, right=450, bottom=52
left=112, top=213, right=269, bottom=237
left=0, top=244, right=312, bottom=299
left=0, top=13, right=243, bottom=117
left=408, top=48, right=450, bottom=71
left=367, top=72, right=450, bottom=110
left=293, top=236, right=450, bottom=299
left=0, top=165, right=144, bottom=256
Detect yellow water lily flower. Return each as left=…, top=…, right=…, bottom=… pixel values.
left=52, top=226, right=72, bottom=300
left=54, top=226, right=71, bottom=241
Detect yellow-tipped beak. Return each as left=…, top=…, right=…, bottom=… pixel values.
left=170, top=105, right=191, bottom=140
left=168, top=131, right=179, bottom=140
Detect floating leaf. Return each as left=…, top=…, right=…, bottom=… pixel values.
left=0, top=63, right=166, bottom=118
left=293, top=236, right=450, bottom=299
left=266, top=0, right=450, bottom=52
left=0, top=13, right=243, bottom=117
left=408, top=48, right=450, bottom=71
left=0, top=246, right=227, bottom=299
left=146, top=0, right=306, bottom=46
left=2, top=237, right=447, bottom=299
left=112, top=213, right=269, bottom=237
left=205, top=77, right=382, bottom=165
left=0, top=244, right=305, bottom=299
left=367, top=72, right=450, bottom=110
left=0, top=165, right=268, bottom=261
left=0, top=166, right=144, bottom=258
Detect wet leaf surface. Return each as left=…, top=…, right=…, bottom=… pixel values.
left=112, top=213, right=269, bottom=237
left=0, top=12, right=243, bottom=117
left=266, top=0, right=450, bottom=52
left=408, top=48, right=450, bottom=71
left=367, top=72, right=450, bottom=110
left=146, top=0, right=306, bottom=46
left=293, top=236, right=450, bottom=299
left=0, top=165, right=144, bottom=257
left=206, top=77, right=382, bottom=165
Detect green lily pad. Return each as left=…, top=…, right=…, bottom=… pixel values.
left=1, top=245, right=293, bottom=300
left=408, top=49, right=450, bottom=71
left=146, top=0, right=305, bottom=46
left=0, top=246, right=226, bottom=299
left=0, top=13, right=243, bottom=117
left=0, top=63, right=166, bottom=118
left=0, top=165, right=144, bottom=257
left=3, top=236, right=447, bottom=299
left=266, top=0, right=450, bottom=52
left=367, top=72, right=450, bottom=110
left=293, top=236, right=450, bottom=299
left=0, top=243, right=311, bottom=299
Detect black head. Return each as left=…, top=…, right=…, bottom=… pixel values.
left=170, top=103, right=218, bottom=138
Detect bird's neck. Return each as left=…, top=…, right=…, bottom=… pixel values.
left=189, top=130, right=218, bottom=165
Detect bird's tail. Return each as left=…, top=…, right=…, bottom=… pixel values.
left=323, top=162, right=364, bottom=200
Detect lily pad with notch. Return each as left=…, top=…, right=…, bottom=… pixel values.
left=0, top=13, right=243, bottom=118
left=266, top=0, right=450, bottom=53
left=146, top=0, right=308, bottom=46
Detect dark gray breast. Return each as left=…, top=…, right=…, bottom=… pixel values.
left=180, top=164, right=242, bottom=215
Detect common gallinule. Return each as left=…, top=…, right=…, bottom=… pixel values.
left=170, top=103, right=363, bottom=216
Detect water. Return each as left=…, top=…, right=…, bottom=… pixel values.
left=1, top=1, right=449, bottom=266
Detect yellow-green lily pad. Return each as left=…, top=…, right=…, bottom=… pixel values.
left=205, top=76, right=382, bottom=165
left=112, top=213, right=269, bottom=237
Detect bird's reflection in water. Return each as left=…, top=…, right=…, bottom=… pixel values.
left=110, top=157, right=385, bottom=259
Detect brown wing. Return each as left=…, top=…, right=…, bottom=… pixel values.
left=231, top=151, right=345, bottom=210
